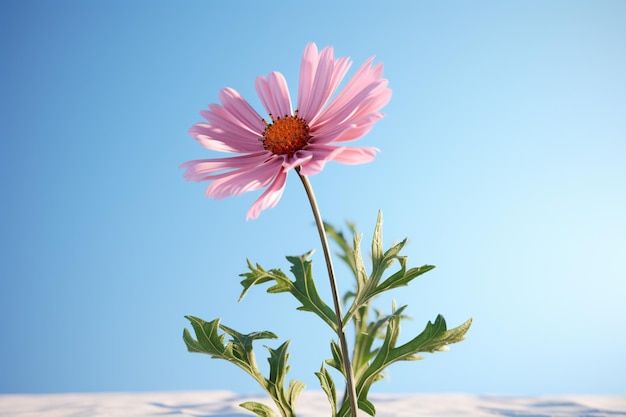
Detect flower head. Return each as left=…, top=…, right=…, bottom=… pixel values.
left=181, top=43, right=391, bottom=219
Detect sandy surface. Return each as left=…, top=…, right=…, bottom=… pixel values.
left=1, top=390, right=625, bottom=417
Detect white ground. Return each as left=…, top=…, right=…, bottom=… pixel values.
left=1, top=390, right=625, bottom=417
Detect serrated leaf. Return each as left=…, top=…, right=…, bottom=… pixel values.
left=237, top=252, right=338, bottom=331
left=352, top=306, right=408, bottom=380
left=239, top=401, right=280, bottom=417
left=183, top=316, right=278, bottom=376
left=358, top=397, right=376, bottom=416
left=371, top=264, right=436, bottom=297
left=371, top=210, right=384, bottom=269
left=315, top=365, right=337, bottom=416
left=239, top=260, right=292, bottom=301
left=398, top=315, right=473, bottom=355
left=324, top=221, right=357, bottom=275
left=286, top=379, right=305, bottom=412
left=183, top=316, right=304, bottom=417
left=352, top=232, right=369, bottom=294
left=356, top=313, right=472, bottom=403
left=342, top=213, right=435, bottom=324
left=183, top=316, right=227, bottom=357
left=182, top=328, right=204, bottom=353
left=286, top=252, right=338, bottom=330
left=325, top=340, right=344, bottom=374
left=220, top=323, right=278, bottom=346
left=267, top=341, right=291, bottom=391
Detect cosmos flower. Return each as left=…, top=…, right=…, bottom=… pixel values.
left=181, top=42, right=391, bottom=220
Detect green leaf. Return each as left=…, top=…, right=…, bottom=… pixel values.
left=183, top=316, right=303, bottom=417
left=238, top=252, right=338, bottom=331
left=267, top=341, right=291, bottom=393
left=371, top=210, right=384, bottom=269
left=352, top=306, right=408, bottom=378
left=372, top=264, right=436, bottom=297
left=324, top=221, right=358, bottom=275
left=286, top=379, right=306, bottom=413
left=238, top=260, right=292, bottom=301
left=396, top=315, right=473, bottom=357
left=342, top=212, right=435, bottom=324
left=358, top=397, right=376, bottom=416
left=221, top=323, right=278, bottom=366
left=315, top=364, right=337, bottom=416
left=357, top=312, right=472, bottom=402
left=183, top=316, right=278, bottom=376
left=183, top=316, right=232, bottom=359
left=325, top=340, right=344, bottom=375
left=239, top=401, right=280, bottom=417
left=352, top=232, right=369, bottom=295
left=182, top=316, right=224, bottom=355
left=286, top=252, right=337, bottom=328
left=324, top=214, right=473, bottom=417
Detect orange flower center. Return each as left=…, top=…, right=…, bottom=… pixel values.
left=261, top=111, right=311, bottom=156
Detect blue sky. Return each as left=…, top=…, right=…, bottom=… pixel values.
left=1, top=0, right=625, bottom=396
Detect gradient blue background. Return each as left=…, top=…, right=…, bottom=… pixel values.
left=2, top=0, right=625, bottom=395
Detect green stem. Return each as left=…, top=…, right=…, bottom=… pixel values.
left=296, top=169, right=359, bottom=417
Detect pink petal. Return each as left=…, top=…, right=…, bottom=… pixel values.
left=316, top=59, right=390, bottom=127
left=204, top=88, right=265, bottom=136
left=330, top=114, right=383, bottom=143
left=328, top=146, right=378, bottom=164
left=313, top=81, right=382, bottom=132
left=189, top=123, right=263, bottom=153
left=297, top=43, right=319, bottom=116
left=297, top=144, right=377, bottom=175
left=218, top=87, right=266, bottom=132
left=193, top=98, right=267, bottom=153
left=295, top=145, right=343, bottom=175
left=298, top=47, right=354, bottom=124
left=319, top=55, right=351, bottom=114
left=179, top=152, right=271, bottom=181
left=282, top=152, right=313, bottom=171
left=205, top=157, right=283, bottom=199
left=311, top=81, right=390, bottom=146
left=297, top=159, right=327, bottom=176
left=310, top=112, right=385, bottom=145
left=255, top=71, right=292, bottom=118
left=201, top=105, right=259, bottom=137
left=298, top=46, right=334, bottom=121
left=246, top=168, right=288, bottom=220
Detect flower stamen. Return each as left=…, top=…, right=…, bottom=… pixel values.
left=261, top=110, right=311, bottom=156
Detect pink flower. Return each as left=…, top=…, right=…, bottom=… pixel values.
left=181, top=43, right=391, bottom=220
